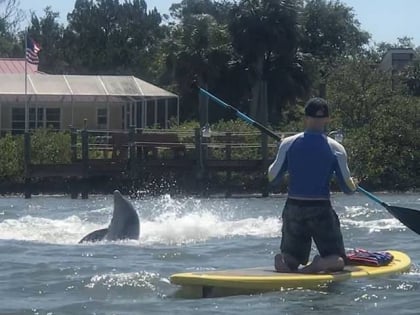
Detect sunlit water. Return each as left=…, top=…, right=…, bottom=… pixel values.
left=0, top=192, right=419, bottom=314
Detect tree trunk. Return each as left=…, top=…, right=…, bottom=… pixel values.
left=250, top=55, right=265, bottom=121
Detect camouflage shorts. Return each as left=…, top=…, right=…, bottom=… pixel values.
left=280, top=198, right=346, bottom=265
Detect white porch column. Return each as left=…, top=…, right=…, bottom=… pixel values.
left=144, top=100, right=148, bottom=128
left=165, top=99, right=168, bottom=129
left=134, top=101, right=138, bottom=128
left=154, top=99, right=158, bottom=127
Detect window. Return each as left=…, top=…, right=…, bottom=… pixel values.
left=97, top=108, right=108, bottom=129
left=45, top=108, right=60, bottom=130
left=12, top=107, right=61, bottom=133
left=11, top=108, right=25, bottom=132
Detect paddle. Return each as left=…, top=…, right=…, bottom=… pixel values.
left=357, top=186, right=420, bottom=235
left=191, top=81, right=281, bottom=141
left=193, top=82, right=420, bottom=235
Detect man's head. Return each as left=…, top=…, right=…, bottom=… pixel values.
left=304, top=97, right=330, bottom=130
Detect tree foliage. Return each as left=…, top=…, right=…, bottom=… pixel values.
left=28, top=7, right=66, bottom=73
left=328, top=59, right=420, bottom=190
left=63, top=0, right=164, bottom=79
left=0, top=0, right=24, bottom=57
left=300, top=0, right=370, bottom=96
left=161, top=2, right=233, bottom=120
left=300, top=0, right=369, bottom=61
left=400, top=58, right=420, bottom=96
left=229, top=0, right=309, bottom=122
left=0, top=133, right=23, bottom=179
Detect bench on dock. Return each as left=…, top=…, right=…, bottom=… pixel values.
left=111, top=132, right=187, bottom=159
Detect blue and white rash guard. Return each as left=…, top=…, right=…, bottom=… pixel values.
left=268, top=130, right=357, bottom=199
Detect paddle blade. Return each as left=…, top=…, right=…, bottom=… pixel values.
left=385, top=205, right=420, bottom=235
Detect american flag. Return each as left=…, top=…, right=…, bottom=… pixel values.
left=26, top=37, right=41, bottom=65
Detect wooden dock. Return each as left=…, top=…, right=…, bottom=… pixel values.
left=23, top=127, right=290, bottom=198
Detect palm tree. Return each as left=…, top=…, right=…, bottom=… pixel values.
left=162, top=1, right=233, bottom=121
left=229, top=0, right=309, bottom=125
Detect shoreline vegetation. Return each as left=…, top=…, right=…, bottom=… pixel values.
left=0, top=0, right=418, bottom=195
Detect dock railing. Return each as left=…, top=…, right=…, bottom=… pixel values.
left=21, top=126, right=294, bottom=198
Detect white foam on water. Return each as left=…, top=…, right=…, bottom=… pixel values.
left=341, top=205, right=405, bottom=233
left=0, top=194, right=281, bottom=245
left=0, top=215, right=104, bottom=244
left=140, top=212, right=280, bottom=245
left=0, top=196, right=408, bottom=245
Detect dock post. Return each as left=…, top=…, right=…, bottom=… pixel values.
left=70, top=126, right=77, bottom=163
left=198, top=128, right=210, bottom=196
left=69, top=126, right=79, bottom=199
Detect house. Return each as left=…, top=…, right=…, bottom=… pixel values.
left=379, top=48, right=416, bottom=72
left=0, top=59, right=179, bottom=134
left=0, top=58, right=40, bottom=74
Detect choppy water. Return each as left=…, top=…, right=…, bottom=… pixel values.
left=0, top=192, right=419, bottom=314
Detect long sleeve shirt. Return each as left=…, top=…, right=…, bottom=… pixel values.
left=268, top=130, right=357, bottom=199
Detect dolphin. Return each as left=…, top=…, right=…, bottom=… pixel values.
left=79, top=190, right=140, bottom=243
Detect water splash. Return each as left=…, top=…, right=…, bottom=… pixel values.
left=0, top=215, right=101, bottom=244
left=0, top=195, right=281, bottom=245
left=0, top=196, right=410, bottom=245
left=140, top=213, right=280, bottom=245
left=341, top=205, right=405, bottom=233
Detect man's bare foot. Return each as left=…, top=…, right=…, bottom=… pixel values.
left=299, top=255, right=321, bottom=274
left=274, top=253, right=299, bottom=273
left=274, top=253, right=291, bottom=272
left=299, top=255, right=344, bottom=274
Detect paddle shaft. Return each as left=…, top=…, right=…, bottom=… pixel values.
left=356, top=186, right=389, bottom=208
left=197, top=87, right=281, bottom=142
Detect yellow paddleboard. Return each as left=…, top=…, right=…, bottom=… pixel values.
left=170, top=250, right=411, bottom=298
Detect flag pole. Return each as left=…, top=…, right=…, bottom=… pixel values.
left=24, top=30, right=29, bottom=133
left=23, top=30, right=31, bottom=199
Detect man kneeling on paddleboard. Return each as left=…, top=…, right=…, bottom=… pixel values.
left=268, top=97, right=357, bottom=274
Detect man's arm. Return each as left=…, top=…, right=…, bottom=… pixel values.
left=268, top=135, right=297, bottom=184
left=330, top=140, right=357, bottom=194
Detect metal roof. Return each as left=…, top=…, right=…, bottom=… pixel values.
left=0, top=73, right=177, bottom=103
left=0, top=58, right=39, bottom=74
